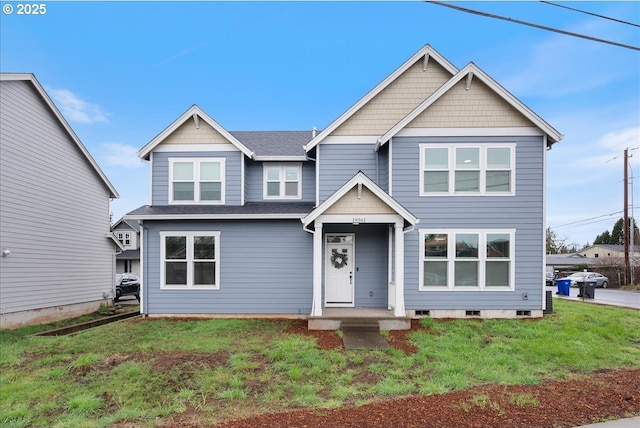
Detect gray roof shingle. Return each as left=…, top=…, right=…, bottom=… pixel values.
left=229, top=131, right=315, bottom=157
left=126, top=202, right=315, bottom=219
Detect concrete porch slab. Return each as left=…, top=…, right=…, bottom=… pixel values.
left=341, top=328, right=391, bottom=350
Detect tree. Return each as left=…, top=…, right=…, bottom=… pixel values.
left=546, top=227, right=579, bottom=254
left=593, top=218, right=639, bottom=246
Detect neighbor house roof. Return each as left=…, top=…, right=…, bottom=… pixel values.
left=0, top=73, right=119, bottom=198
left=125, top=201, right=315, bottom=220
left=112, top=217, right=141, bottom=232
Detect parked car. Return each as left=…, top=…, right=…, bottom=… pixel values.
left=114, top=273, right=140, bottom=301
left=545, top=266, right=557, bottom=286
left=557, top=272, right=609, bottom=288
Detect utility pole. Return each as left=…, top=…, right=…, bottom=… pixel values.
left=624, top=148, right=630, bottom=285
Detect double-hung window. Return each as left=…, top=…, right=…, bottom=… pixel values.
left=160, top=231, right=220, bottom=289
left=169, top=158, right=225, bottom=204
left=420, top=144, right=514, bottom=195
left=264, top=164, right=301, bottom=199
left=420, top=229, right=514, bottom=290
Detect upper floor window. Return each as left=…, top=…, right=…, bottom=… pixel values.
left=169, top=158, right=225, bottom=204
left=264, top=164, right=302, bottom=199
left=419, top=229, right=514, bottom=290
left=420, top=144, right=514, bottom=196
left=117, top=232, right=131, bottom=247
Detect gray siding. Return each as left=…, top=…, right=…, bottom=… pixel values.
left=151, top=151, right=243, bottom=205
left=392, top=136, right=546, bottom=310
left=245, top=160, right=315, bottom=203
left=318, top=144, right=384, bottom=203
left=0, top=80, right=115, bottom=314
left=142, top=220, right=313, bottom=314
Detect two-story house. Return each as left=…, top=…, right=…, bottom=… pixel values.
left=113, top=217, right=141, bottom=274
left=126, top=45, right=562, bottom=326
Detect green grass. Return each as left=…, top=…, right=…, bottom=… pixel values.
left=1, top=299, right=639, bottom=427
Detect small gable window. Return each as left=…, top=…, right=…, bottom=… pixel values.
left=169, top=158, right=225, bottom=204
left=264, top=164, right=302, bottom=199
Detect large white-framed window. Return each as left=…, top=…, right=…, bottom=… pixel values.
left=160, top=231, right=220, bottom=289
left=263, top=163, right=302, bottom=199
left=419, top=144, right=515, bottom=196
left=169, top=158, right=225, bottom=204
left=419, top=229, right=515, bottom=290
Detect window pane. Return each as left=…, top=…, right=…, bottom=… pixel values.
left=285, top=167, right=298, bottom=181
left=194, top=236, right=215, bottom=259
left=424, top=171, right=448, bottom=192
left=165, top=236, right=186, bottom=259
left=486, top=261, right=509, bottom=286
left=200, top=182, right=221, bottom=201
left=425, top=234, right=447, bottom=258
left=424, top=261, right=447, bottom=286
left=165, top=261, right=187, bottom=285
left=194, top=262, right=216, bottom=285
left=456, top=234, right=478, bottom=258
left=200, top=162, right=221, bottom=180
left=266, top=166, right=280, bottom=181
left=455, top=261, right=478, bottom=286
left=267, top=182, right=280, bottom=196
left=487, top=234, right=510, bottom=258
left=456, top=148, right=479, bottom=169
left=487, top=148, right=510, bottom=169
left=424, top=148, right=448, bottom=169
left=174, top=182, right=194, bottom=201
left=455, top=171, right=479, bottom=192
left=173, top=162, right=193, bottom=180
left=284, top=182, right=298, bottom=196
left=486, top=171, right=510, bottom=192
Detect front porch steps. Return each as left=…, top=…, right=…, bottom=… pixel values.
left=308, top=309, right=411, bottom=331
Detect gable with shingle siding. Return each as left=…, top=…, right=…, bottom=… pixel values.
left=407, top=78, right=535, bottom=129
left=161, top=116, right=233, bottom=146
left=331, top=60, right=453, bottom=136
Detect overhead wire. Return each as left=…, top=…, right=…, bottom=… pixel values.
left=541, top=1, right=640, bottom=29
left=426, top=1, right=640, bottom=51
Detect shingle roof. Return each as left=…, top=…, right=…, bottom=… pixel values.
left=229, top=131, right=314, bottom=158
left=125, top=202, right=315, bottom=219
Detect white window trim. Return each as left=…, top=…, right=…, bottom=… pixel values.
left=263, top=163, right=302, bottom=200
left=160, top=231, right=221, bottom=290
left=418, top=229, right=515, bottom=291
left=169, top=158, right=226, bottom=205
left=419, top=144, right=515, bottom=196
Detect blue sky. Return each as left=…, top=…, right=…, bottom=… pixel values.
left=1, top=1, right=638, bottom=247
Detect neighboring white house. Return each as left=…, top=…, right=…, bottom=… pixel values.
left=113, top=218, right=141, bottom=275
left=580, top=244, right=640, bottom=259
left=0, top=73, right=120, bottom=329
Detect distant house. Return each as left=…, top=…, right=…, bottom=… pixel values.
left=113, top=218, right=141, bottom=274
left=546, top=253, right=594, bottom=271
left=126, top=45, right=563, bottom=323
left=580, top=244, right=640, bottom=259
left=0, top=73, right=120, bottom=329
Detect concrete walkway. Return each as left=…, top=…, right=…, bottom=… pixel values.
left=575, top=416, right=640, bottom=428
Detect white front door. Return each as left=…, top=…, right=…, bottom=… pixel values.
left=325, top=234, right=354, bottom=306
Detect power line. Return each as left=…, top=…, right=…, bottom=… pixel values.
left=541, top=1, right=640, bottom=29
left=551, top=211, right=623, bottom=230
left=426, top=1, right=640, bottom=51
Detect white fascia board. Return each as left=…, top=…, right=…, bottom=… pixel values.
left=304, top=45, right=458, bottom=152
left=107, top=233, right=126, bottom=251
left=377, top=63, right=563, bottom=146
left=253, top=156, right=309, bottom=161
left=321, top=136, right=379, bottom=144
left=395, top=127, right=544, bottom=138
left=138, top=105, right=255, bottom=160
left=124, top=213, right=308, bottom=221
left=152, top=143, right=239, bottom=153
left=1, top=74, right=119, bottom=198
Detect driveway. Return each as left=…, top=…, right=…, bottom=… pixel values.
left=547, top=286, right=640, bottom=310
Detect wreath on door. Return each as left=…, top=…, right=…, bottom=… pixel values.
left=330, top=249, right=348, bottom=269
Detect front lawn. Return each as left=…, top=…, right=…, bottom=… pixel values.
left=1, top=299, right=639, bottom=427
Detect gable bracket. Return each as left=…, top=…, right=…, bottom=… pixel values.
left=423, top=53, right=430, bottom=71
left=466, top=72, right=474, bottom=91
left=357, top=182, right=362, bottom=199
left=192, top=113, right=200, bottom=129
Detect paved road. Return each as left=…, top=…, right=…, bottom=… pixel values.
left=547, top=286, right=640, bottom=310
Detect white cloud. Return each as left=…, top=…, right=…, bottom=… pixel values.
left=48, top=88, right=109, bottom=124
left=101, top=143, right=144, bottom=169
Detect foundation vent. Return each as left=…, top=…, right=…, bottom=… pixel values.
left=516, top=310, right=532, bottom=317
left=415, top=310, right=430, bottom=316
left=465, top=310, right=481, bottom=317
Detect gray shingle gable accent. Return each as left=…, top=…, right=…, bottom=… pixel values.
left=229, top=131, right=314, bottom=158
